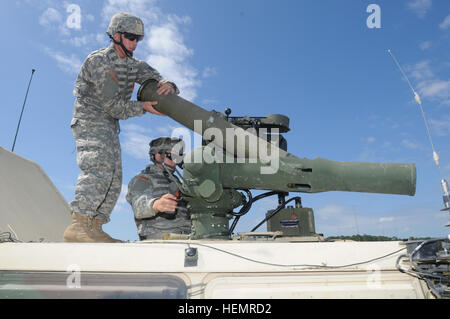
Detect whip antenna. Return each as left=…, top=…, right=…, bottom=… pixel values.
left=388, top=50, right=449, bottom=226
left=12, top=69, right=36, bottom=152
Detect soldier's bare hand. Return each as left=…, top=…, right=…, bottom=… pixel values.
left=156, top=82, right=175, bottom=96
left=153, top=194, right=178, bottom=213
left=143, top=101, right=165, bottom=116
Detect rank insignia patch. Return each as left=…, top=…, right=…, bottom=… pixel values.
left=109, top=70, right=119, bottom=84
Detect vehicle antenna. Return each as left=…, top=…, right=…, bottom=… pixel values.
left=388, top=50, right=449, bottom=227
left=12, top=69, right=36, bottom=153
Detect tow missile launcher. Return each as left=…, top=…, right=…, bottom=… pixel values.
left=138, top=80, right=416, bottom=239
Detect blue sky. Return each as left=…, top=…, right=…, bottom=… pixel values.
left=1, top=0, right=449, bottom=241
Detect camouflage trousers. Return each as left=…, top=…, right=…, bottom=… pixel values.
left=69, top=118, right=122, bottom=222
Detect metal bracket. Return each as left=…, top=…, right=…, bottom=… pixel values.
left=184, top=247, right=198, bottom=267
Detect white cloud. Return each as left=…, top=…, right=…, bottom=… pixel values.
left=167, top=14, right=192, bottom=25
left=408, top=60, right=434, bottom=81
left=118, top=185, right=129, bottom=205
left=121, top=122, right=195, bottom=160
left=315, top=204, right=365, bottom=235
left=316, top=204, right=347, bottom=221
left=122, top=123, right=148, bottom=133
left=62, top=35, right=93, bottom=47
left=314, top=203, right=446, bottom=238
left=37, top=3, right=102, bottom=55
left=64, top=33, right=108, bottom=48
left=379, top=217, right=395, bottom=223
left=407, top=0, right=432, bottom=18
left=86, top=14, right=95, bottom=23
left=419, top=41, right=431, bottom=51
left=401, top=139, right=422, bottom=150
left=39, top=7, right=62, bottom=27
left=201, top=98, right=219, bottom=106
left=203, top=67, right=217, bottom=78
left=367, top=137, right=376, bottom=143
left=407, top=60, right=450, bottom=106
left=418, top=80, right=450, bottom=96
left=146, top=20, right=194, bottom=61
left=429, top=116, right=450, bottom=137
left=357, top=148, right=378, bottom=162
left=39, top=4, right=83, bottom=36
left=417, top=80, right=450, bottom=106
left=96, top=33, right=108, bottom=45
left=101, top=0, right=160, bottom=27
left=121, top=124, right=155, bottom=160
left=155, top=124, right=182, bottom=135
left=439, top=14, right=450, bottom=29
left=101, top=0, right=201, bottom=101
left=113, top=185, right=130, bottom=213
left=38, top=1, right=204, bottom=100
left=146, top=19, right=200, bottom=101
left=37, top=1, right=203, bottom=101
left=43, top=47, right=82, bottom=74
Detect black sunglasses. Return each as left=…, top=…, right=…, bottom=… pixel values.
left=123, top=32, right=143, bottom=42
left=161, top=152, right=184, bottom=161
left=164, top=152, right=173, bottom=160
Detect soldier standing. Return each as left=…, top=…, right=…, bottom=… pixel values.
left=63, top=12, right=179, bottom=243
left=126, top=137, right=191, bottom=240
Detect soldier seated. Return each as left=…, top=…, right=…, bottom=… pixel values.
left=126, top=137, right=191, bottom=240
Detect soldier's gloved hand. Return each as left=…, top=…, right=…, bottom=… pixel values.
left=152, top=194, right=178, bottom=214
left=156, top=81, right=175, bottom=96
left=143, top=101, right=165, bottom=116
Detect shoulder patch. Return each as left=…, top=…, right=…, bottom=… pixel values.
left=109, top=70, right=119, bottom=84
left=138, top=175, right=151, bottom=182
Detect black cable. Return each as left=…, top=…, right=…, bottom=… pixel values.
left=396, top=238, right=450, bottom=298
left=396, top=254, right=447, bottom=280
left=251, top=205, right=283, bottom=232
left=229, top=191, right=251, bottom=236
left=425, top=279, right=444, bottom=299
left=229, top=191, right=281, bottom=235
left=409, top=237, right=448, bottom=270
left=252, top=191, right=280, bottom=202
left=150, top=240, right=407, bottom=269
left=231, top=190, right=253, bottom=217
left=229, top=217, right=240, bottom=236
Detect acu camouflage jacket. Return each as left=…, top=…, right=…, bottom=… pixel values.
left=73, top=44, right=178, bottom=122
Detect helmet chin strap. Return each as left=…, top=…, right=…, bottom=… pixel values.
left=162, top=162, right=177, bottom=172
left=111, top=33, right=133, bottom=57
left=153, top=153, right=176, bottom=171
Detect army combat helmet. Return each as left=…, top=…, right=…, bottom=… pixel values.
left=107, top=12, right=144, bottom=57
left=149, top=137, right=185, bottom=168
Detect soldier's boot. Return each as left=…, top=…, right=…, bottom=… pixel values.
left=90, top=218, right=123, bottom=243
left=63, top=212, right=97, bottom=243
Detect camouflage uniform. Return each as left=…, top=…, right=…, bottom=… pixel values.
left=70, top=44, right=178, bottom=222
left=126, top=165, right=191, bottom=239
